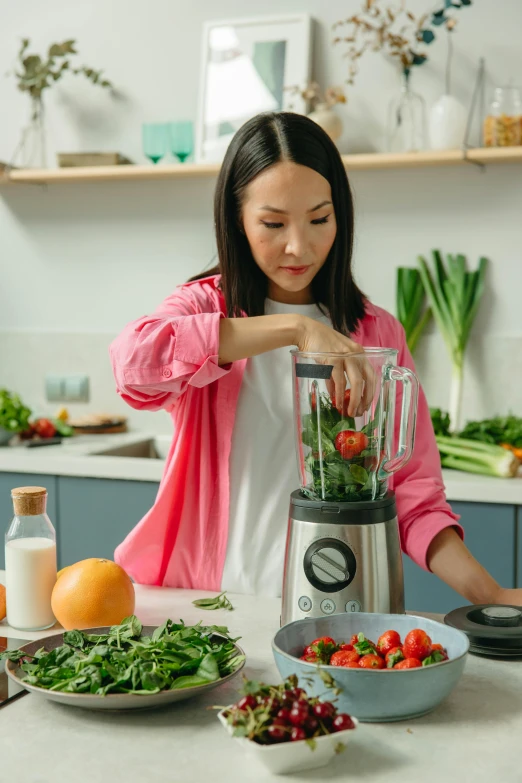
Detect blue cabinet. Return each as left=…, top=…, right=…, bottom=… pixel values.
left=0, top=473, right=59, bottom=569
left=403, top=501, right=517, bottom=614
left=56, top=477, right=159, bottom=568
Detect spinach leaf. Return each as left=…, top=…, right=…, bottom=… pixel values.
left=4, top=615, right=243, bottom=698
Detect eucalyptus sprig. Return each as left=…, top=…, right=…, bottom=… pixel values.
left=193, top=592, right=234, bottom=611
left=12, top=38, right=112, bottom=116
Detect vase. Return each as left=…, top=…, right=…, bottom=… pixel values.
left=429, top=95, right=467, bottom=150
left=387, top=71, right=427, bottom=153
left=307, top=103, right=343, bottom=142
left=13, top=98, right=47, bottom=169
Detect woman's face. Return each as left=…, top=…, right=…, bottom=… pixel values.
left=241, top=161, right=337, bottom=304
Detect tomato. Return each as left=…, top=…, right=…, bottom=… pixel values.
left=334, top=430, right=369, bottom=460
left=377, top=630, right=401, bottom=656
left=358, top=654, right=384, bottom=669
left=33, top=418, right=57, bottom=439
left=394, top=658, right=422, bottom=670
left=330, top=650, right=360, bottom=667
left=403, top=629, right=432, bottom=662
left=385, top=646, right=404, bottom=668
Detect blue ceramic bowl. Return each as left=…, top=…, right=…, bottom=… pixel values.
left=272, top=613, right=469, bottom=723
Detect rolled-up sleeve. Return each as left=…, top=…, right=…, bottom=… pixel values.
left=109, top=285, right=232, bottom=411
left=391, top=322, right=464, bottom=571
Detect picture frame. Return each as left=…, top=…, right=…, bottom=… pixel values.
left=196, top=14, right=312, bottom=164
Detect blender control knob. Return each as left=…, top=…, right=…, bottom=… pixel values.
left=303, top=538, right=357, bottom=594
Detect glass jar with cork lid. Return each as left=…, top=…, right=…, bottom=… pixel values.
left=5, top=487, right=57, bottom=631
left=483, top=85, right=522, bottom=147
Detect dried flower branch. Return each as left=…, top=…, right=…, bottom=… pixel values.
left=334, top=0, right=472, bottom=83
left=285, top=81, right=347, bottom=111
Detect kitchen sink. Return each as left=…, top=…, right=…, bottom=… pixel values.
left=93, top=436, right=170, bottom=460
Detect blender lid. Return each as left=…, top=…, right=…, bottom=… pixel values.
left=444, top=605, right=522, bottom=656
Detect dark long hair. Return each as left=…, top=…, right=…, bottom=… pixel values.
left=191, top=112, right=366, bottom=335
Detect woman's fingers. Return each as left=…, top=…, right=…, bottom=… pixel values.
left=360, top=360, right=377, bottom=416
left=344, top=357, right=364, bottom=418
left=331, top=360, right=346, bottom=415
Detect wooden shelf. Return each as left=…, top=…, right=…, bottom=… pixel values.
left=2, top=146, right=521, bottom=185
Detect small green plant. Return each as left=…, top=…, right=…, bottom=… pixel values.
left=13, top=38, right=112, bottom=118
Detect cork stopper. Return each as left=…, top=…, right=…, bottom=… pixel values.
left=11, top=486, right=47, bottom=516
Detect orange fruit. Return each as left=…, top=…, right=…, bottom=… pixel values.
left=51, top=558, right=135, bottom=630
left=0, top=584, right=6, bottom=621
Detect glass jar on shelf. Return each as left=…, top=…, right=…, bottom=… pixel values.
left=483, top=85, right=522, bottom=147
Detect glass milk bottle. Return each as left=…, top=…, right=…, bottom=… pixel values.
left=5, top=487, right=57, bottom=630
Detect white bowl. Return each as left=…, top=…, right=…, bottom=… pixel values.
left=217, top=707, right=358, bottom=775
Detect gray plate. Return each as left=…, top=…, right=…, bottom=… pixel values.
left=5, top=625, right=245, bottom=711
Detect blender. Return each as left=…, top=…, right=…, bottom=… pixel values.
left=281, top=348, right=419, bottom=625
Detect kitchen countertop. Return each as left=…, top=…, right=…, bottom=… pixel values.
left=0, top=575, right=521, bottom=783
left=0, top=431, right=521, bottom=504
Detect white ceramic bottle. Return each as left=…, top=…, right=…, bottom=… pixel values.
left=5, top=486, right=57, bottom=631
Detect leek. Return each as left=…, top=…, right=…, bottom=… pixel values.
left=436, top=435, right=520, bottom=478
left=418, top=251, right=488, bottom=433
left=396, top=267, right=432, bottom=354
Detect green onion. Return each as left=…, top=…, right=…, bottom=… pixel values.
left=396, top=267, right=432, bottom=354
left=417, top=251, right=488, bottom=433
left=436, top=435, right=519, bottom=478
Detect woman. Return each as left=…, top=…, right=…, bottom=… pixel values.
left=110, top=111, right=521, bottom=606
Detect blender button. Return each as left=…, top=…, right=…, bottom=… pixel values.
left=298, top=596, right=312, bottom=612
left=345, top=600, right=362, bottom=613
left=320, top=599, right=336, bottom=615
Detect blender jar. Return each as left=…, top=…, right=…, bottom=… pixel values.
left=291, top=348, right=419, bottom=502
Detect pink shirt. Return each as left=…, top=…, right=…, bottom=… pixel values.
left=110, top=275, right=462, bottom=589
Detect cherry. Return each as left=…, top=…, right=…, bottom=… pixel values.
left=332, top=713, right=355, bottom=732
left=288, top=687, right=306, bottom=701
left=292, top=698, right=310, bottom=712
left=289, top=705, right=309, bottom=727
left=263, top=696, right=280, bottom=715
left=290, top=727, right=307, bottom=742
left=313, top=702, right=335, bottom=721
left=276, top=708, right=291, bottom=723
left=271, top=717, right=288, bottom=727
left=236, top=694, right=257, bottom=711
left=304, top=716, right=319, bottom=735
left=267, top=724, right=288, bottom=743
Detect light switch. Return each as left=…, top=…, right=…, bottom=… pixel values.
left=64, top=375, right=90, bottom=402
left=45, top=375, right=65, bottom=402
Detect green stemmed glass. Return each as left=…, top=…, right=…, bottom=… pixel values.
left=142, top=123, right=169, bottom=164
left=169, top=121, right=194, bottom=163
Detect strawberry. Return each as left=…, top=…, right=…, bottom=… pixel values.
left=331, top=389, right=352, bottom=416
left=334, top=430, right=369, bottom=460
left=403, top=629, right=432, bottom=662
left=377, top=630, right=401, bottom=657
left=330, top=650, right=360, bottom=667
left=359, top=654, right=384, bottom=669
left=385, top=646, right=404, bottom=668
left=310, top=637, right=335, bottom=647
left=430, top=643, right=448, bottom=660
left=394, top=658, right=422, bottom=670
left=300, top=652, right=318, bottom=663
left=338, top=643, right=354, bottom=652
left=309, top=637, right=338, bottom=664
left=33, top=418, right=57, bottom=439
left=422, top=648, right=448, bottom=666
left=353, top=633, right=378, bottom=657
left=344, top=661, right=361, bottom=669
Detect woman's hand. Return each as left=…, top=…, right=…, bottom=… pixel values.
left=296, top=316, right=376, bottom=418
left=489, top=587, right=522, bottom=607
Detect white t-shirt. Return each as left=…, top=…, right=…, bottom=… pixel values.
left=221, top=299, right=331, bottom=597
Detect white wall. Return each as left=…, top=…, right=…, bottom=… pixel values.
left=1, top=0, right=521, bottom=432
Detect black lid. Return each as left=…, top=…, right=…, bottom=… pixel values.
left=444, top=605, right=522, bottom=656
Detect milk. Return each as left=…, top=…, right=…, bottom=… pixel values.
left=5, top=537, right=57, bottom=630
